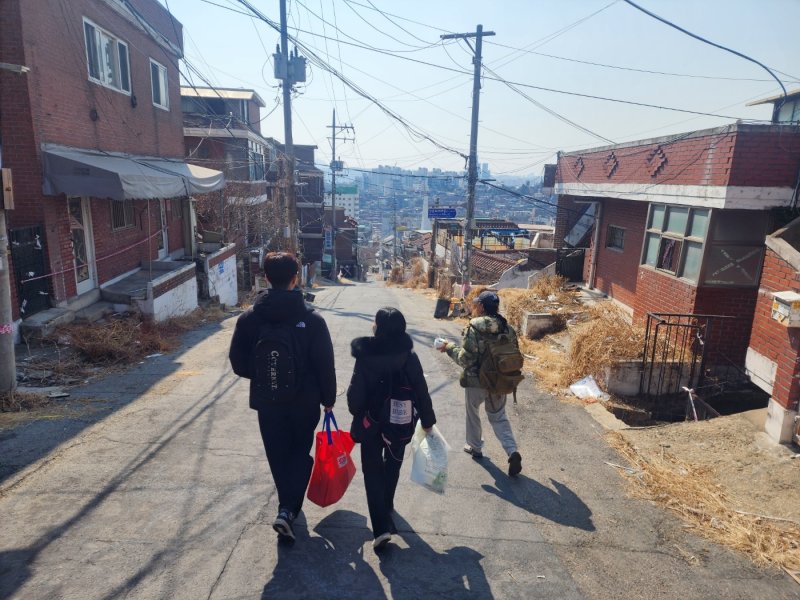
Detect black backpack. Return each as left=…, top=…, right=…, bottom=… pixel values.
left=378, top=367, right=418, bottom=443
left=252, top=315, right=308, bottom=403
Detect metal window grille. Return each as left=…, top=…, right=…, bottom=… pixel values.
left=111, top=199, right=135, bottom=230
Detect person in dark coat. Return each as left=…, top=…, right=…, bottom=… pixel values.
left=347, top=307, right=436, bottom=551
left=229, top=252, right=336, bottom=542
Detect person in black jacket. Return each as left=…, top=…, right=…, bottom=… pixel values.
left=347, top=307, right=436, bottom=551
left=229, top=252, right=336, bottom=542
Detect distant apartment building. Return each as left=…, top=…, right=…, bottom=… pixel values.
left=325, top=185, right=359, bottom=219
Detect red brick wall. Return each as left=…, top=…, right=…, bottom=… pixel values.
left=591, top=199, right=648, bottom=310
left=1, top=0, right=188, bottom=314
left=633, top=268, right=697, bottom=319
left=727, top=129, right=800, bottom=187
left=21, top=0, right=185, bottom=157
left=693, top=286, right=758, bottom=366
left=557, top=130, right=736, bottom=187
left=748, top=249, right=800, bottom=410
left=633, top=267, right=757, bottom=367
left=556, top=125, right=800, bottom=190
left=91, top=199, right=166, bottom=285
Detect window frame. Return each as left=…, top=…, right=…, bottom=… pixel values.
left=605, top=224, right=625, bottom=251
left=641, top=204, right=709, bottom=283
left=83, top=18, right=131, bottom=95
left=171, top=198, right=183, bottom=220
left=149, top=58, right=169, bottom=110
left=111, top=199, right=136, bottom=231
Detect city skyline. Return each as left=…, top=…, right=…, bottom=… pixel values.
left=162, top=0, right=799, bottom=177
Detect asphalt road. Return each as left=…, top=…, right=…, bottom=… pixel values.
left=0, top=280, right=796, bottom=599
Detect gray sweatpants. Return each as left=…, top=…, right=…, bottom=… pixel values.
left=464, top=387, right=518, bottom=456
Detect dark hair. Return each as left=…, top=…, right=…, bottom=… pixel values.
left=263, top=252, right=299, bottom=289
left=374, top=307, right=406, bottom=338
left=474, top=290, right=500, bottom=316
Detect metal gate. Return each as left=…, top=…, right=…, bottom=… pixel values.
left=640, top=313, right=733, bottom=402
left=10, top=226, right=50, bottom=317
left=555, top=248, right=585, bottom=282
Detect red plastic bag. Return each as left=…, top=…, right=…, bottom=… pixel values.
left=307, top=412, right=356, bottom=507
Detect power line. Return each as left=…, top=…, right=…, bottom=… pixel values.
left=197, top=0, right=762, bottom=123
left=234, top=0, right=468, bottom=161
left=484, top=43, right=799, bottom=84
left=622, top=0, right=787, bottom=105
left=481, top=63, right=615, bottom=145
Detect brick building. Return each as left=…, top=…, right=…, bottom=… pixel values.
left=0, top=0, right=223, bottom=328
left=182, top=87, right=277, bottom=250
left=555, top=121, right=800, bottom=442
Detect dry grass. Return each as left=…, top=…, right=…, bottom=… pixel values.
left=402, top=258, right=429, bottom=289
left=518, top=301, right=645, bottom=399
left=607, top=431, right=800, bottom=571
left=1, top=390, right=50, bottom=413
left=564, top=303, right=646, bottom=386
left=48, top=306, right=225, bottom=366
left=388, top=266, right=405, bottom=284
left=496, top=276, right=580, bottom=331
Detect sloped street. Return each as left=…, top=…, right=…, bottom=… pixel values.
left=0, top=281, right=796, bottom=599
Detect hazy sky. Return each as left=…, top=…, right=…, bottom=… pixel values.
left=161, top=0, right=800, bottom=177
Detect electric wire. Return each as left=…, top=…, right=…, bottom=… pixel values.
left=622, top=0, right=787, bottom=107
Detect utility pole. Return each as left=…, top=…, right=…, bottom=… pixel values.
left=276, top=0, right=306, bottom=254
left=0, top=208, right=15, bottom=393
left=428, top=195, right=439, bottom=289
left=392, top=196, right=397, bottom=267
left=327, top=108, right=353, bottom=280
left=441, top=25, right=494, bottom=291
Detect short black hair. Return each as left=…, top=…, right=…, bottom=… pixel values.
left=374, top=307, right=406, bottom=338
left=263, top=252, right=299, bottom=289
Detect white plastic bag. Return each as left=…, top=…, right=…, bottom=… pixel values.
left=569, top=375, right=610, bottom=401
left=410, top=421, right=451, bottom=494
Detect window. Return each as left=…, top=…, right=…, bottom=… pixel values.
left=83, top=19, right=130, bottom=94
left=642, top=204, right=709, bottom=281
left=150, top=59, right=169, bottom=110
left=606, top=225, right=625, bottom=250
left=171, top=198, right=183, bottom=220
left=702, top=210, right=766, bottom=286
left=249, top=140, right=266, bottom=181
left=111, top=199, right=135, bottom=230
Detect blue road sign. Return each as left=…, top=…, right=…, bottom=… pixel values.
left=428, top=207, right=456, bottom=219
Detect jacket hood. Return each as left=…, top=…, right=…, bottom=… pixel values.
left=253, top=288, right=310, bottom=322
left=351, top=333, right=414, bottom=373
left=468, top=315, right=506, bottom=334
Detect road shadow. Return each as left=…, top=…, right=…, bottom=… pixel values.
left=477, top=459, right=595, bottom=531
left=262, top=510, right=386, bottom=599
left=0, top=320, right=226, bottom=485
left=378, top=511, right=492, bottom=599
left=0, top=367, right=248, bottom=599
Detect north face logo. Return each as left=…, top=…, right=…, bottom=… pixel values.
left=296, top=322, right=306, bottom=328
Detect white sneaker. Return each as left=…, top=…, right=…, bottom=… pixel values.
left=373, top=532, right=391, bottom=551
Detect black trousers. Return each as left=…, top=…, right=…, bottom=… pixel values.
left=361, top=434, right=408, bottom=538
left=257, top=402, right=321, bottom=515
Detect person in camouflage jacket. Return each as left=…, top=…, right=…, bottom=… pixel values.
left=439, top=290, right=522, bottom=477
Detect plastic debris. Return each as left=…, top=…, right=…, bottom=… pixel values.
left=569, top=375, right=610, bottom=401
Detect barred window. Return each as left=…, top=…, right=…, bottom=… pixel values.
left=111, top=199, right=135, bottom=230
left=606, top=225, right=625, bottom=250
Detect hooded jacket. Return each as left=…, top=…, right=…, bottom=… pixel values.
left=347, top=333, right=436, bottom=430
left=229, top=288, right=336, bottom=410
left=446, top=314, right=518, bottom=388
